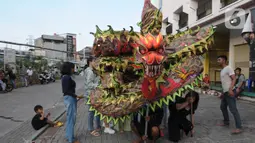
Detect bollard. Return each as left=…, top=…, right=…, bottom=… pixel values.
left=248, top=78, right=253, bottom=92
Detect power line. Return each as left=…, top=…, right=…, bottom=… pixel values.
left=0, top=40, right=83, bottom=56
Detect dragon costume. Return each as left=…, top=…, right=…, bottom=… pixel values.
left=87, top=0, right=215, bottom=124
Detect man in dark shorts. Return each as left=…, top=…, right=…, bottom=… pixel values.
left=31, top=105, right=57, bottom=130
left=131, top=106, right=164, bottom=143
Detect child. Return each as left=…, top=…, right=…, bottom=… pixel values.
left=31, top=105, right=62, bottom=130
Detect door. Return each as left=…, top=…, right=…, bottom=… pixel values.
left=234, top=44, right=250, bottom=79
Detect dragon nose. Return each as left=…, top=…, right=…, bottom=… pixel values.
left=142, top=52, right=164, bottom=65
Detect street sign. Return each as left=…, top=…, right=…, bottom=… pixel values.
left=4, top=48, right=16, bottom=64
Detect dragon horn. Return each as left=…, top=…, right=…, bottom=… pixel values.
left=95, top=25, right=102, bottom=34
left=121, top=28, right=126, bottom=33
left=90, top=32, right=95, bottom=36
left=107, top=25, right=114, bottom=34
left=129, top=26, right=134, bottom=33
left=156, top=8, right=161, bottom=16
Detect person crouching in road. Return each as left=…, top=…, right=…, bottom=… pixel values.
left=61, top=62, right=83, bottom=143
left=131, top=106, right=164, bottom=143
left=168, top=91, right=199, bottom=142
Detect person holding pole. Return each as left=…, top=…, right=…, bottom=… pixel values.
left=131, top=106, right=163, bottom=143
left=168, top=91, right=199, bottom=142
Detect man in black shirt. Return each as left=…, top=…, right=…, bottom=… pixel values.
left=31, top=105, right=57, bottom=130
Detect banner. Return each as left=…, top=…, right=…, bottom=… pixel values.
left=4, top=48, right=16, bottom=64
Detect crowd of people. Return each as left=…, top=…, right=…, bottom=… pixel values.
left=30, top=54, right=245, bottom=143
left=0, top=66, right=35, bottom=92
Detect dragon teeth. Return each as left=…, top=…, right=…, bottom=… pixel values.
left=145, top=65, right=161, bottom=77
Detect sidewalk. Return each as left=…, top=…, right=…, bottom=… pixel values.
left=35, top=94, right=255, bottom=143
left=0, top=87, right=84, bottom=143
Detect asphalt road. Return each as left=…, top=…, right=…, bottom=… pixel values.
left=0, top=76, right=84, bottom=138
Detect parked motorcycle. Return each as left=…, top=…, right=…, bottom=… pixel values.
left=39, top=72, right=55, bottom=84
left=46, top=72, right=55, bottom=83
left=39, top=72, right=48, bottom=84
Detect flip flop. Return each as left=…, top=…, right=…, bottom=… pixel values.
left=90, top=130, right=100, bottom=137
left=55, top=121, right=64, bottom=127
left=231, top=129, right=242, bottom=135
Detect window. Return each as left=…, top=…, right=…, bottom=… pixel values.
left=221, top=0, right=238, bottom=8
left=166, top=24, right=173, bottom=35
left=179, top=12, right=188, bottom=29
left=197, top=0, right=212, bottom=20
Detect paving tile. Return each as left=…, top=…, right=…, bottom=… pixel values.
left=35, top=95, right=255, bottom=143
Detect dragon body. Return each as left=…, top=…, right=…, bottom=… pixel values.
left=87, top=0, right=215, bottom=123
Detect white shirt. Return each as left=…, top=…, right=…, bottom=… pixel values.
left=27, top=69, right=33, bottom=76
left=0, top=80, right=6, bottom=91
left=220, top=66, right=235, bottom=93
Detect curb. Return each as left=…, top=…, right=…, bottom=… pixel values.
left=30, top=109, right=66, bottom=141
left=31, top=95, right=83, bottom=141
left=194, top=88, right=255, bottom=102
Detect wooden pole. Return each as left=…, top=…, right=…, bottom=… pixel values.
left=144, top=104, right=149, bottom=143
left=190, top=91, right=194, bottom=137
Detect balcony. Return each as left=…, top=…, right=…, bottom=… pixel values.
left=197, top=0, right=212, bottom=20
left=220, top=0, right=238, bottom=8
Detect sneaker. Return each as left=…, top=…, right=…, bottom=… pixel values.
left=104, top=128, right=115, bottom=134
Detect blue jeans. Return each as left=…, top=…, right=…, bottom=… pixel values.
left=220, top=92, right=242, bottom=129
left=64, top=96, right=77, bottom=143
left=88, top=104, right=101, bottom=132
left=20, top=76, right=27, bottom=87
left=10, top=79, right=16, bottom=88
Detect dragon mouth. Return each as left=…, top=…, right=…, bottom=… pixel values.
left=144, top=64, right=162, bottom=78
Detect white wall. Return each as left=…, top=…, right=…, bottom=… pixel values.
left=229, top=29, right=248, bottom=68
left=43, top=42, right=67, bottom=60
left=162, top=0, right=253, bottom=34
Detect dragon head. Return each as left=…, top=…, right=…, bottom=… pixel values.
left=136, top=33, right=165, bottom=80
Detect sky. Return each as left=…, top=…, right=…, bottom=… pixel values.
left=0, top=0, right=151, bottom=51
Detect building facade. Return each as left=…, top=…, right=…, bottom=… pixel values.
left=162, top=0, right=255, bottom=82
left=34, top=35, right=67, bottom=61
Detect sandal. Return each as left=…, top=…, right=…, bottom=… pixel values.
left=95, top=128, right=101, bottom=132
left=90, top=130, right=100, bottom=137
left=216, top=123, right=229, bottom=127
left=231, top=129, right=242, bottom=134
left=55, top=121, right=64, bottom=127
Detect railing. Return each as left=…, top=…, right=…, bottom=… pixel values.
left=220, top=0, right=238, bottom=8
left=197, top=0, right=212, bottom=20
